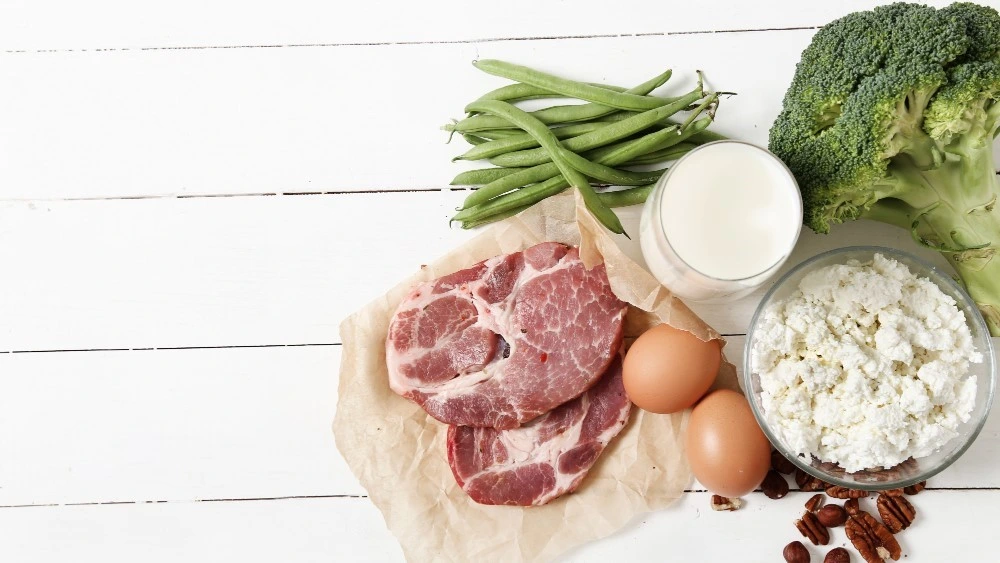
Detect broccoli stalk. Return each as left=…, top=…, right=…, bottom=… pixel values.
left=769, top=2, right=1000, bottom=334
left=865, top=139, right=1000, bottom=333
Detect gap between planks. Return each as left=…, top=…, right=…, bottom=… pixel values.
left=1, top=26, right=820, bottom=55
left=3, top=487, right=996, bottom=510
left=4, top=171, right=999, bottom=204
left=0, top=334, right=745, bottom=354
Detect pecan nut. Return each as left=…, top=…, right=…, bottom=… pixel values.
left=710, top=494, right=743, bottom=511
left=826, top=485, right=868, bottom=499
left=762, top=469, right=790, bottom=499
left=880, top=488, right=904, bottom=497
left=772, top=450, right=797, bottom=474
left=805, top=493, right=826, bottom=512
left=846, top=511, right=901, bottom=562
left=903, top=480, right=926, bottom=495
left=877, top=493, right=916, bottom=533
left=824, top=547, right=851, bottom=563
left=844, top=498, right=861, bottom=515
left=796, top=468, right=829, bottom=492
left=845, top=517, right=880, bottom=563
left=816, top=504, right=848, bottom=527
left=795, top=511, right=830, bottom=546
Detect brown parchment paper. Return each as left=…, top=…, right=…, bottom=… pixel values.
left=333, top=191, right=737, bottom=563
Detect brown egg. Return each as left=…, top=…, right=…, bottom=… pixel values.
left=685, top=389, right=771, bottom=498
left=622, top=324, right=721, bottom=414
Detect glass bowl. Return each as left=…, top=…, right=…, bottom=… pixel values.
left=742, top=246, right=996, bottom=490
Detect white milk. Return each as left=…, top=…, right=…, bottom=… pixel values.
left=639, top=141, right=801, bottom=302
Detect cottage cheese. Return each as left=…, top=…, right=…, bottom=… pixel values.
left=752, top=253, right=982, bottom=472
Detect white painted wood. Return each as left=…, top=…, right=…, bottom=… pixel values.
left=0, top=194, right=963, bottom=351
left=2, top=3, right=999, bottom=560
left=3, top=26, right=997, bottom=201
left=0, top=492, right=988, bottom=562
left=0, top=0, right=965, bottom=51
left=0, top=497, right=404, bottom=563
left=0, top=193, right=468, bottom=351
left=1, top=340, right=996, bottom=506
left=0, top=30, right=806, bottom=199
left=0, top=345, right=361, bottom=506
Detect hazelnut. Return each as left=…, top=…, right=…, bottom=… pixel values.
left=816, top=504, right=848, bottom=527
left=783, top=540, right=811, bottom=563
left=761, top=469, right=790, bottom=499
left=823, top=547, right=850, bottom=563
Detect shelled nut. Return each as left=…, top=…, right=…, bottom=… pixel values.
left=783, top=540, right=811, bottom=563
left=795, top=511, right=830, bottom=546
left=816, top=504, right=848, bottom=527
left=762, top=470, right=790, bottom=499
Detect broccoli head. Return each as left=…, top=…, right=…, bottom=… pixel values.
left=769, top=2, right=1000, bottom=334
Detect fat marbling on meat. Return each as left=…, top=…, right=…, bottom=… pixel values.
left=385, top=242, right=627, bottom=429
left=446, top=354, right=631, bottom=506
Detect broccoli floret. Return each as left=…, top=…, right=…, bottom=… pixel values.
left=769, top=2, right=1000, bottom=334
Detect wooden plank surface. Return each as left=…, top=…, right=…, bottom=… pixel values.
left=1, top=339, right=996, bottom=507
left=0, top=1, right=961, bottom=51
left=4, top=28, right=998, bottom=201
left=3, top=1, right=1000, bottom=562
left=0, top=194, right=958, bottom=351
left=0, top=491, right=992, bottom=562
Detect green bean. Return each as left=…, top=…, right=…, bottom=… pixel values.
left=461, top=134, right=490, bottom=146
left=457, top=98, right=716, bottom=220
left=587, top=116, right=712, bottom=163
left=556, top=146, right=666, bottom=185
left=458, top=162, right=560, bottom=209
left=471, top=83, right=561, bottom=104
left=446, top=69, right=671, bottom=132
left=460, top=184, right=655, bottom=230
left=599, top=184, right=655, bottom=208
left=486, top=87, right=704, bottom=168
left=456, top=122, right=701, bottom=223
left=455, top=123, right=606, bottom=162
left=458, top=175, right=574, bottom=225
left=462, top=100, right=626, bottom=236
left=680, top=93, right=719, bottom=130
left=459, top=202, right=533, bottom=229
left=687, top=128, right=727, bottom=144
left=598, top=113, right=727, bottom=145
left=467, top=129, right=522, bottom=141
left=473, top=59, right=674, bottom=112
left=450, top=167, right=527, bottom=186
left=468, top=81, right=635, bottom=108
left=622, top=142, right=697, bottom=166
left=459, top=122, right=686, bottom=211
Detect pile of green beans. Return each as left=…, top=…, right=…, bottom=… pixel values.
left=444, top=59, right=728, bottom=235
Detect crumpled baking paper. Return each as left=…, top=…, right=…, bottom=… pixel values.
left=334, top=190, right=737, bottom=562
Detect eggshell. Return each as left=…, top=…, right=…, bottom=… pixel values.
left=685, top=389, right=771, bottom=498
left=622, top=324, right=721, bottom=414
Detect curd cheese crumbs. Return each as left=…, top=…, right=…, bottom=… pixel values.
left=752, top=253, right=982, bottom=472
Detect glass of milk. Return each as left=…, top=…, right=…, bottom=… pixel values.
left=638, top=141, right=802, bottom=302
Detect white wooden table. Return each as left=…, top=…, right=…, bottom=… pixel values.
left=1, top=2, right=998, bottom=561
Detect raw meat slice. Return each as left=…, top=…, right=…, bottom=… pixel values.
left=385, top=242, right=627, bottom=429
left=446, top=354, right=631, bottom=506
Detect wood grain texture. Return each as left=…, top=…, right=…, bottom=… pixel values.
left=0, top=193, right=958, bottom=351
left=0, top=491, right=993, bottom=563
left=3, top=27, right=997, bottom=200
left=1, top=340, right=996, bottom=507
left=0, top=1, right=963, bottom=51
left=3, top=2, right=1000, bottom=561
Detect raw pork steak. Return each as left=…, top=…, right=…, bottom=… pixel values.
left=446, top=354, right=631, bottom=506
left=385, top=242, right=627, bottom=429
